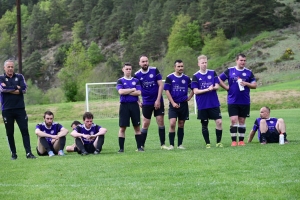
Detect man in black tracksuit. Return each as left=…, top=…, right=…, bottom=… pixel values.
left=0, top=60, right=36, bottom=160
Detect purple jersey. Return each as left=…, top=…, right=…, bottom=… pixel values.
left=252, top=117, right=278, bottom=140
left=134, top=66, right=163, bottom=105
left=219, top=67, right=256, bottom=105
left=164, top=73, right=191, bottom=103
left=75, top=124, right=102, bottom=145
left=116, top=77, right=141, bottom=103
left=36, top=122, right=63, bottom=145
left=191, top=70, right=220, bottom=110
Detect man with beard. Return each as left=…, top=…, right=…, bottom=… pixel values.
left=164, top=60, right=194, bottom=150
left=35, top=111, right=69, bottom=157
left=134, top=55, right=168, bottom=150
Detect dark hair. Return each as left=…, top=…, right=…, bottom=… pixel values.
left=123, top=62, right=132, bottom=67
left=71, top=120, right=81, bottom=127
left=83, top=112, right=94, bottom=120
left=139, top=55, right=148, bottom=60
left=236, top=53, right=246, bottom=60
left=174, top=59, right=183, bottom=65
left=44, top=110, right=54, bottom=118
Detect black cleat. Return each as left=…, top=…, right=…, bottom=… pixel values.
left=136, top=147, right=144, bottom=152
left=11, top=153, right=18, bottom=160
left=26, top=152, right=37, bottom=159
left=81, top=151, right=89, bottom=156
left=118, top=149, right=124, bottom=153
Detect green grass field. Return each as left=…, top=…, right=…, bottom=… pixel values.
left=0, top=108, right=299, bottom=199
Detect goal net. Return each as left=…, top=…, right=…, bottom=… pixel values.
left=86, top=82, right=197, bottom=119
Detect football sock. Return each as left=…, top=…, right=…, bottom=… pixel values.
left=75, top=138, right=86, bottom=152
left=135, top=134, right=142, bottom=148
left=141, top=128, right=148, bottom=147
left=216, top=129, right=222, bottom=143
left=119, top=137, right=125, bottom=150
left=96, top=135, right=105, bottom=152
left=230, top=126, right=238, bottom=141
left=201, top=120, right=210, bottom=144
left=238, top=126, right=246, bottom=141
left=158, top=126, right=166, bottom=146
left=169, top=132, right=175, bottom=146
left=40, top=137, right=51, bottom=152
left=59, top=136, right=66, bottom=151
left=177, top=127, right=184, bottom=146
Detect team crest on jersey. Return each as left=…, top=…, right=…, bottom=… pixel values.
left=90, top=131, right=94, bottom=135
left=5, top=78, right=8, bottom=81
left=182, top=80, right=186, bottom=84
left=132, top=81, right=136, bottom=85
left=51, top=130, right=54, bottom=134
left=15, top=77, right=18, bottom=81
left=270, top=121, right=274, bottom=124
left=207, top=75, right=212, bottom=79
left=242, top=73, right=246, bottom=77
left=149, top=74, right=154, bottom=78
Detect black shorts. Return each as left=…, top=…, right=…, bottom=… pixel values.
left=260, top=129, right=280, bottom=143
left=168, top=101, right=189, bottom=120
left=119, top=102, right=140, bottom=127
left=77, top=143, right=96, bottom=154
left=197, top=107, right=222, bottom=120
left=142, top=103, right=165, bottom=119
left=228, top=104, right=250, bottom=118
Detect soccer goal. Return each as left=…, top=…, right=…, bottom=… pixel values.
left=86, top=82, right=197, bottom=119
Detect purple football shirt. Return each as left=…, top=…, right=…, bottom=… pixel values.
left=75, top=124, right=102, bottom=144
left=116, top=77, right=141, bottom=103
left=134, top=66, right=163, bottom=105
left=191, top=70, right=220, bottom=110
left=219, top=67, right=256, bottom=105
left=35, top=122, right=63, bottom=145
left=164, top=73, right=191, bottom=103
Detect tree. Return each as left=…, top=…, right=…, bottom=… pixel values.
left=58, top=42, right=92, bottom=101
left=23, top=50, right=43, bottom=80
left=87, top=42, right=105, bottom=65
left=48, top=24, right=63, bottom=44
left=201, top=29, right=229, bottom=58
left=72, top=21, right=85, bottom=43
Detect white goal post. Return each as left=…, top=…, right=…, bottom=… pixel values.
left=86, top=82, right=197, bottom=119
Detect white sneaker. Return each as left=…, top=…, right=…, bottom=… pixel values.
left=168, top=145, right=174, bottom=150
left=161, top=145, right=169, bottom=150
left=177, top=145, right=186, bottom=149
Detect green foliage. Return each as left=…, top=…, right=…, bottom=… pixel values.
left=54, top=43, right=71, bottom=66
left=87, top=42, right=105, bottom=65
left=58, top=42, right=92, bottom=102
left=44, top=87, right=67, bottom=104
left=24, top=79, right=46, bottom=105
left=277, top=48, right=295, bottom=62
left=48, top=23, right=63, bottom=44
left=72, top=20, right=85, bottom=43
left=201, top=29, right=229, bottom=58
left=23, top=50, right=43, bottom=80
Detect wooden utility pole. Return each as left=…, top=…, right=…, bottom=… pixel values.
left=16, top=0, right=22, bottom=73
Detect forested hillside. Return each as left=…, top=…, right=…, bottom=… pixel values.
left=0, top=0, right=299, bottom=104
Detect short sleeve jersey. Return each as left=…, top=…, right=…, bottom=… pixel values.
left=134, top=67, right=163, bottom=105
left=164, top=73, right=191, bottom=103
left=35, top=122, right=63, bottom=144
left=116, top=77, right=141, bottom=103
left=191, top=70, right=220, bottom=110
left=75, top=124, right=101, bottom=144
left=219, top=67, right=256, bottom=105
left=252, top=117, right=278, bottom=139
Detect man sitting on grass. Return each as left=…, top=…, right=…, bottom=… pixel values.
left=35, top=111, right=69, bottom=157
left=248, top=106, right=288, bottom=144
left=70, top=112, right=107, bottom=155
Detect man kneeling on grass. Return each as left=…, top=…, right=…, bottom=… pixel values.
left=248, top=106, right=289, bottom=144
left=35, top=111, right=69, bottom=157
left=70, top=112, right=107, bottom=155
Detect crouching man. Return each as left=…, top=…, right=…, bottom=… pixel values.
left=71, top=112, right=107, bottom=155
left=36, top=111, right=69, bottom=157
